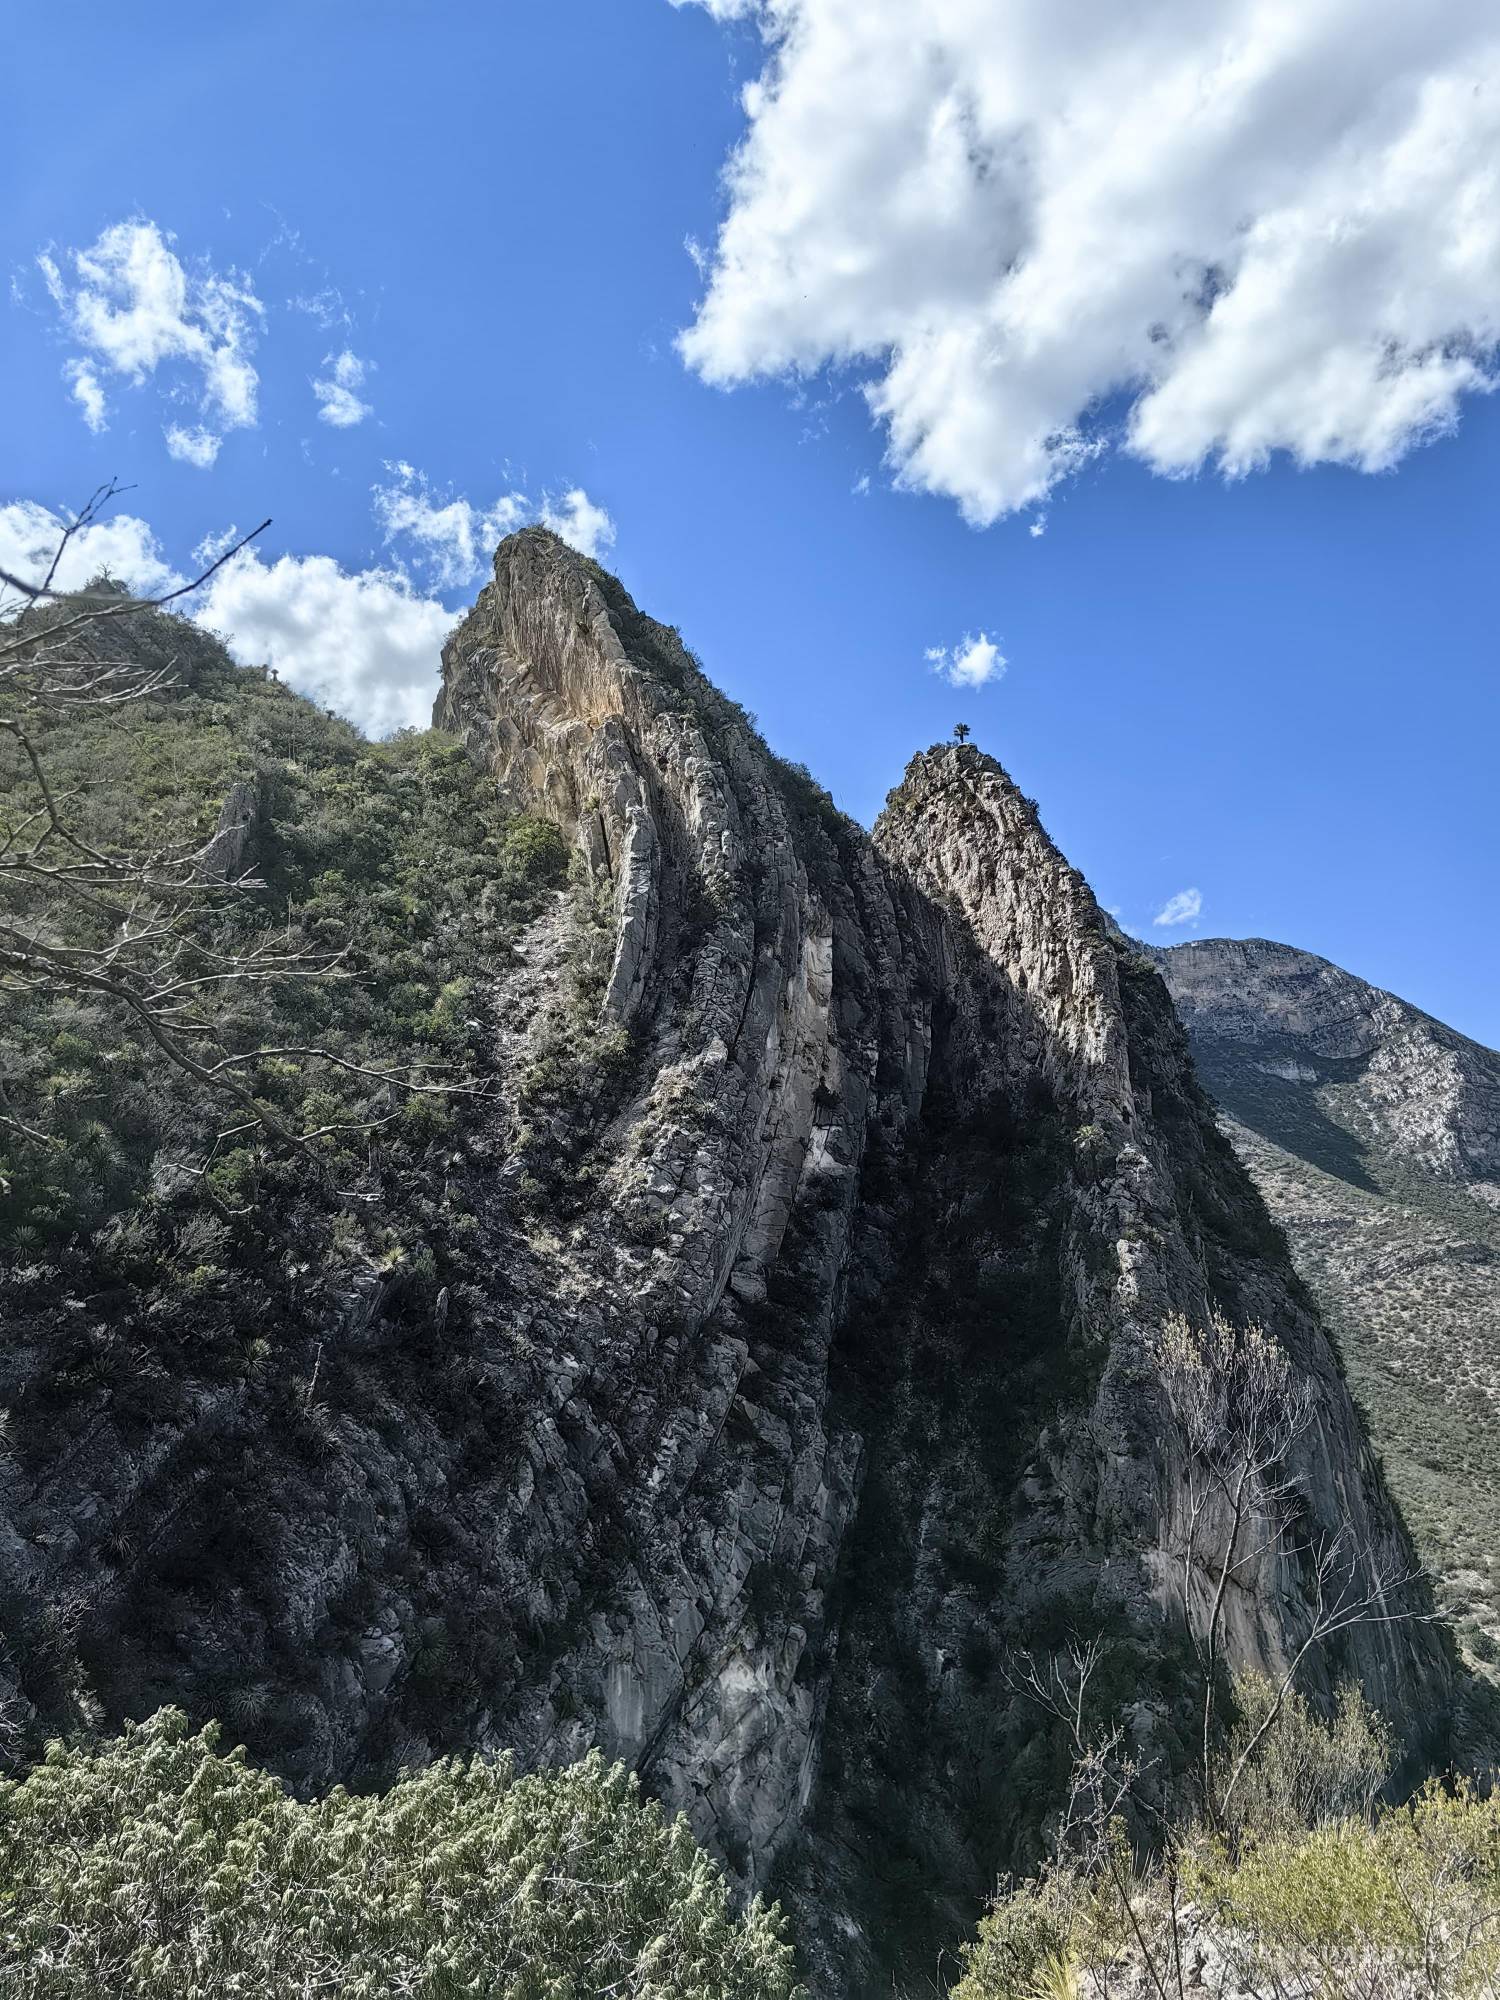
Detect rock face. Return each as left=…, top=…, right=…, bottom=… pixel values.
left=0, top=531, right=1453, bottom=1995
left=431, top=532, right=1446, bottom=1986
left=1154, top=937, right=1500, bottom=1678
left=1154, top=939, right=1500, bottom=1207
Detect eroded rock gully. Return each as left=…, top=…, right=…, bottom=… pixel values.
left=0, top=529, right=1452, bottom=1995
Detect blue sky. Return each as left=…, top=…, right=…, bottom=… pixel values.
left=3, top=0, right=1498, bottom=1046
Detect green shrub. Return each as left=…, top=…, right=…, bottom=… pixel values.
left=0, top=1709, right=804, bottom=1999
left=1187, top=1779, right=1500, bottom=1997
left=1210, top=1671, right=1393, bottom=1848
left=955, top=1673, right=1500, bottom=2000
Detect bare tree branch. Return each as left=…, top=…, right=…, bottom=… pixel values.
left=1, top=487, right=484, bottom=1178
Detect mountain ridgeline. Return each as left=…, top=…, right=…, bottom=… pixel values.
left=0, top=530, right=1457, bottom=1994
left=1152, top=938, right=1500, bottom=1678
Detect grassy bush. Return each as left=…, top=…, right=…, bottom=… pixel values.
left=954, top=1673, right=1500, bottom=2000
left=0, top=1709, right=803, bottom=1999
left=1187, top=1780, right=1500, bottom=1998
left=0, top=613, right=568, bottom=1286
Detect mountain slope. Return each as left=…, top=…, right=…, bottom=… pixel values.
left=0, top=537, right=1451, bottom=1997
left=1154, top=938, right=1500, bottom=1666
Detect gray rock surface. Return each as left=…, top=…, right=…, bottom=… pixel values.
left=0, top=533, right=1454, bottom=1996
left=1154, top=936, right=1500, bottom=1681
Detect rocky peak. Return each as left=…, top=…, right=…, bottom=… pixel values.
left=0, top=531, right=1457, bottom=2000
left=878, top=743, right=1133, bottom=1121
left=434, top=536, right=1449, bottom=1982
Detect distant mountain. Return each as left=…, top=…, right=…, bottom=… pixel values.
left=1154, top=937, right=1500, bottom=1670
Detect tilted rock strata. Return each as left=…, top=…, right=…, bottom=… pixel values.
left=0, top=532, right=1450, bottom=1998
left=435, top=533, right=1448, bottom=1985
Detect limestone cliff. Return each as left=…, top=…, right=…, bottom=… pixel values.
left=0, top=531, right=1452, bottom=1997
left=1154, top=937, right=1500, bottom=1681
left=432, top=532, right=1448, bottom=1986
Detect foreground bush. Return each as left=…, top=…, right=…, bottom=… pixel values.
left=957, top=1783, right=1500, bottom=1998
left=955, top=1675, right=1500, bottom=1999
left=0, top=1710, right=803, bottom=1999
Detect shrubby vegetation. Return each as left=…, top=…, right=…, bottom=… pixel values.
left=0, top=608, right=588, bottom=1759
left=955, top=1671, right=1500, bottom=2000
left=0, top=1709, right=802, bottom=1999
left=0, top=604, right=568, bottom=1289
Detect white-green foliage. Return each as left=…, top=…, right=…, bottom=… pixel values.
left=1210, top=1671, right=1394, bottom=1848
left=954, top=1674, right=1500, bottom=2000
left=0, top=1709, right=803, bottom=1999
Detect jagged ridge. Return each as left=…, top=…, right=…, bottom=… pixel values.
left=0, top=530, right=1451, bottom=1999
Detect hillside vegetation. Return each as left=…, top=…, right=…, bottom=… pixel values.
left=0, top=1709, right=800, bottom=1998
left=2, top=603, right=568, bottom=1269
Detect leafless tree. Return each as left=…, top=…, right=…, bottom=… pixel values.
left=1006, top=1639, right=1179, bottom=2000
left=1153, top=1310, right=1431, bottom=1832
left=1002, top=1311, right=1436, bottom=1997
left=1, top=483, right=482, bottom=1190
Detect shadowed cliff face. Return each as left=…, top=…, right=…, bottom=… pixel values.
left=1153, top=936, right=1500, bottom=1690
left=0, top=529, right=1450, bottom=1998
left=431, top=531, right=1448, bottom=1990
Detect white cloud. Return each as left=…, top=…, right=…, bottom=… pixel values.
left=1029, top=515, right=1048, bottom=539
left=541, top=486, right=617, bottom=561
left=1154, top=887, right=1204, bottom=927
left=0, top=499, right=185, bottom=607
left=373, top=464, right=615, bottom=584
left=926, top=630, right=1006, bottom=689
left=0, top=499, right=449, bottom=738
left=40, top=219, right=263, bottom=444
left=191, top=523, right=243, bottom=569
left=677, top=1, right=1500, bottom=523
left=312, top=348, right=374, bottom=427
left=196, top=552, right=454, bottom=736
left=372, top=463, right=528, bottom=589
left=65, top=359, right=107, bottom=433
left=164, top=424, right=223, bottom=469
left=289, top=287, right=352, bottom=330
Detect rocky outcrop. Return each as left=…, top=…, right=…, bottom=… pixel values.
left=194, top=779, right=259, bottom=881
left=1154, top=937, right=1500, bottom=1679
left=1155, top=938, right=1500, bottom=1206
left=0, top=531, right=1454, bottom=1996
left=431, top=533, right=1447, bottom=1987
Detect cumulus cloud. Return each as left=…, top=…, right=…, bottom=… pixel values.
left=39, top=219, right=263, bottom=456
left=196, top=552, right=454, bottom=736
left=372, top=463, right=530, bottom=589
left=925, top=631, right=1006, bottom=689
left=541, top=486, right=617, bottom=561
left=677, top=1, right=1500, bottom=522
left=374, top=464, right=616, bottom=584
left=164, top=424, right=223, bottom=469
left=312, top=348, right=374, bottom=428
left=0, top=499, right=186, bottom=606
left=0, top=499, right=450, bottom=737
left=1154, top=887, right=1204, bottom=927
